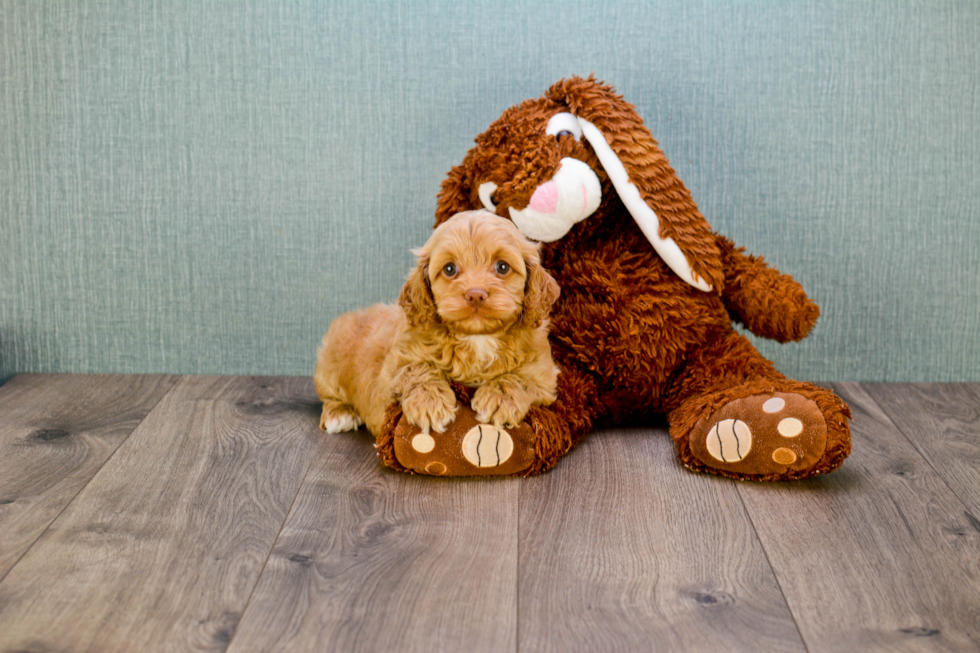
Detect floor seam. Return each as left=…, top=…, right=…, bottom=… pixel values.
left=224, top=426, right=320, bottom=652
left=734, top=483, right=812, bottom=653
left=516, top=476, right=522, bottom=653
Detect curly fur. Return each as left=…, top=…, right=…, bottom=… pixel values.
left=315, top=210, right=560, bottom=436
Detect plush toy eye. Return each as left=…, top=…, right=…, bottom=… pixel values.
left=555, top=130, right=573, bottom=140
left=545, top=112, right=583, bottom=141
left=494, top=261, right=510, bottom=275
left=442, top=262, right=458, bottom=277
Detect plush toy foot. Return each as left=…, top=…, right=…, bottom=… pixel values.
left=689, top=392, right=826, bottom=476
left=676, top=387, right=851, bottom=480
left=389, top=404, right=535, bottom=476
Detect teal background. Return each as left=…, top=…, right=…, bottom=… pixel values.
left=2, top=0, right=978, bottom=383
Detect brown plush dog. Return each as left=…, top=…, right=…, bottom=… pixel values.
left=378, top=76, right=851, bottom=480
left=315, top=210, right=560, bottom=446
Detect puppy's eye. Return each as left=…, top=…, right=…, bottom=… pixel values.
left=442, top=263, right=458, bottom=278
left=494, top=261, right=510, bottom=275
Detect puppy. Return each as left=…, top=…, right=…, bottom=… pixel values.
left=314, top=209, right=561, bottom=438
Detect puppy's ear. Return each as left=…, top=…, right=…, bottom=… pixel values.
left=521, top=258, right=561, bottom=329
left=547, top=76, right=724, bottom=293
left=398, top=251, right=439, bottom=328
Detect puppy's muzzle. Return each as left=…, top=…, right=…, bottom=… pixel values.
left=464, top=288, right=488, bottom=307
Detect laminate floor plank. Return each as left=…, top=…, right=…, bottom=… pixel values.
left=862, top=383, right=980, bottom=515
left=0, top=375, right=322, bottom=653
left=2, top=377, right=976, bottom=653
left=0, top=373, right=179, bottom=579
left=517, top=428, right=806, bottom=653
left=229, top=430, right=519, bottom=653
left=735, top=382, right=980, bottom=653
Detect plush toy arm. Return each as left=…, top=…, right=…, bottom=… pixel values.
left=716, top=235, right=820, bottom=343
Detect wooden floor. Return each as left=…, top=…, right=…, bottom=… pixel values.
left=0, top=375, right=977, bottom=652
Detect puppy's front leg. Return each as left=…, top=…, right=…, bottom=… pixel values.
left=473, top=363, right=559, bottom=429
left=472, top=374, right=532, bottom=429
left=392, top=362, right=458, bottom=433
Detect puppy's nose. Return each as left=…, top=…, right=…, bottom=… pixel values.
left=465, top=288, right=488, bottom=307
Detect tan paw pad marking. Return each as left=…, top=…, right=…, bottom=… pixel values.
left=706, top=419, right=752, bottom=462
left=424, top=461, right=447, bottom=475
left=762, top=397, right=786, bottom=413
left=411, top=433, right=435, bottom=453
left=461, top=425, right=514, bottom=467
left=777, top=417, right=803, bottom=437
left=772, top=448, right=798, bottom=465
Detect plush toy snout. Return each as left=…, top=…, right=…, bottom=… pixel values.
left=504, top=157, right=601, bottom=243
left=497, top=111, right=603, bottom=243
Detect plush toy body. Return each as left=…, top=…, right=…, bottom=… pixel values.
left=378, top=76, right=851, bottom=481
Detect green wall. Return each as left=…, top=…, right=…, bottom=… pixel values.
left=2, top=1, right=978, bottom=382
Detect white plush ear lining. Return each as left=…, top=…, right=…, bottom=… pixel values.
left=577, top=117, right=712, bottom=292
left=478, top=181, right=497, bottom=211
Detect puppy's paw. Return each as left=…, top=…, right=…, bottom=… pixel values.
left=320, top=402, right=364, bottom=434
left=401, top=381, right=458, bottom=433
left=473, top=381, right=531, bottom=429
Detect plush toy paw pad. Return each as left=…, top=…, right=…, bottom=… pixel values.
left=393, top=405, right=533, bottom=476
left=411, top=432, right=436, bottom=453
left=772, top=447, right=798, bottom=465
left=705, top=419, right=752, bottom=462
left=461, top=425, right=514, bottom=467
left=691, top=392, right=828, bottom=476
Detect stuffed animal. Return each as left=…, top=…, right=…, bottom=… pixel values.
left=377, top=76, right=851, bottom=481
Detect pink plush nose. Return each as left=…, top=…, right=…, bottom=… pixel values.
left=465, top=288, right=488, bottom=307
left=528, top=181, right=559, bottom=214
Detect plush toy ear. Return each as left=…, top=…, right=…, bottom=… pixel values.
left=398, top=250, right=439, bottom=328
left=435, top=163, right=475, bottom=227
left=547, top=76, right=724, bottom=293
left=521, top=257, right=561, bottom=329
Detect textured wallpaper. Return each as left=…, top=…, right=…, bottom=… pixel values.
left=2, top=0, right=978, bottom=382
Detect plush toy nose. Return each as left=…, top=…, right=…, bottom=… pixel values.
left=465, top=288, right=488, bottom=307
left=528, top=181, right=559, bottom=214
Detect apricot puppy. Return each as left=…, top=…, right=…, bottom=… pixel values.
left=314, top=209, right=561, bottom=438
